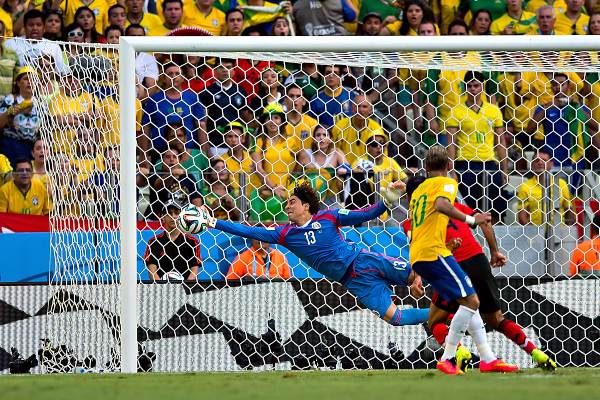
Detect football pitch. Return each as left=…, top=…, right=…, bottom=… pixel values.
left=1, top=368, right=599, bottom=400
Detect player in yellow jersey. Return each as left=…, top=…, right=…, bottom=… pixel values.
left=406, top=146, right=518, bottom=375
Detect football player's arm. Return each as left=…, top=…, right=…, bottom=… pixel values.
left=335, top=201, right=387, bottom=226
left=479, top=219, right=506, bottom=267
left=435, top=196, right=491, bottom=227
left=214, top=220, right=281, bottom=243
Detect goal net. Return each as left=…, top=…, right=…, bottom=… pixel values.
left=12, top=37, right=599, bottom=373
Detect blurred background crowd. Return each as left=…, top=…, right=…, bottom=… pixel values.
left=0, top=0, right=598, bottom=239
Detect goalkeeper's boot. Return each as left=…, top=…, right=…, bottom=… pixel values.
left=455, top=345, right=473, bottom=373
left=436, top=358, right=464, bottom=375
left=531, top=349, right=557, bottom=371
left=480, top=359, right=519, bottom=373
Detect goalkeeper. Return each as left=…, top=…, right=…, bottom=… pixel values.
left=200, top=181, right=429, bottom=326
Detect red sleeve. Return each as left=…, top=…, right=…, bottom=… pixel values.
left=454, top=202, right=476, bottom=216
left=401, top=219, right=411, bottom=235
left=143, top=236, right=158, bottom=265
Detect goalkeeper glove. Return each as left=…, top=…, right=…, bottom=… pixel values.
left=199, top=205, right=217, bottom=228
left=379, top=182, right=404, bottom=208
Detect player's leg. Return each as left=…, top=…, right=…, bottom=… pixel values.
left=461, top=254, right=556, bottom=370
left=344, top=253, right=429, bottom=326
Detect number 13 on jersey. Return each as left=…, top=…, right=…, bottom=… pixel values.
left=304, top=231, right=316, bottom=245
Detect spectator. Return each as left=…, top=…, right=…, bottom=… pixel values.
left=358, top=12, right=383, bottom=36
left=283, top=84, right=319, bottom=152
left=63, top=23, right=85, bottom=44
left=49, top=152, right=81, bottom=217
left=104, top=24, right=123, bottom=45
left=351, top=131, right=407, bottom=197
left=241, top=25, right=262, bottom=35
left=181, top=0, right=225, bottom=36
left=86, top=146, right=121, bottom=218
left=0, top=159, right=51, bottom=215
left=226, top=227, right=291, bottom=280
left=382, top=0, right=436, bottom=36
left=181, top=55, right=214, bottom=92
left=238, top=0, right=292, bottom=29
left=517, top=151, right=575, bottom=226
left=125, top=24, right=159, bottom=98
left=332, top=93, right=384, bottom=165
left=108, top=4, right=127, bottom=30
left=201, top=158, right=241, bottom=220
left=249, top=67, right=283, bottom=115
left=224, top=8, right=245, bottom=36
left=293, top=0, right=357, bottom=36
left=74, top=6, right=103, bottom=43
left=527, top=5, right=558, bottom=35
left=490, top=0, right=536, bottom=35
left=283, top=62, right=322, bottom=101
left=470, top=9, right=493, bottom=34
left=199, top=57, right=248, bottom=156
left=310, top=64, right=355, bottom=128
left=271, top=16, right=291, bottom=36
left=251, top=103, right=295, bottom=199
left=43, top=11, right=64, bottom=41
left=0, top=66, right=39, bottom=165
left=526, top=72, right=599, bottom=190
left=0, top=152, right=12, bottom=186
left=0, top=1, right=13, bottom=38
left=31, top=138, right=48, bottom=190
left=446, top=71, right=507, bottom=222
left=145, top=148, right=203, bottom=220
left=432, top=0, right=459, bottom=34
left=155, top=122, right=209, bottom=184
left=555, top=0, right=588, bottom=34
left=61, top=0, right=110, bottom=34
left=125, top=0, right=163, bottom=35
left=357, top=0, right=400, bottom=28
left=458, top=0, right=507, bottom=22
left=297, top=124, right=349, bottom=204
left=48, top=72, right=100, bottom=154
left=570, top=214, right=600, bottom=276
left=145, top=200, right=200, bottom=281
left=0, top=27, right=19, bottom=96
left=71, top=124, right=105, bottom=183
left=154, top=0, right=185, bottom=35
left=231, top=58, right=273, bottom=102
left=5, top=10, right=68, bottom=73
left=219, top=121, right=262, bottom=196
left=141, top=62, right=209, bottom=162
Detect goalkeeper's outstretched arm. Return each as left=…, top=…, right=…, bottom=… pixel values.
left=336, top=201, right=388, bottom=226
left=214, top=220, right=281, bottom=244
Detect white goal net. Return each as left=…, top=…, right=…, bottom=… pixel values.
left=6, top=37, right=598, bottom=373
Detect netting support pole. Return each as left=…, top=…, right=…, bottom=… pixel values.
left=119, top=37, right=138, bottom=374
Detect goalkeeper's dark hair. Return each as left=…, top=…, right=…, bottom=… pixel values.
left=293, top=181, right=320, bottom=215
left=406, top=175, right=427, bottom=200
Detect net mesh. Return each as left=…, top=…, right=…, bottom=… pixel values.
left=16, top=40, right=600, bottom=372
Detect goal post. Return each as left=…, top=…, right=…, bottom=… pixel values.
left=116, top=35, right=600, bottom=373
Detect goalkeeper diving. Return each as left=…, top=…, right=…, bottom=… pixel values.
left=194, top=181, right=429, bottom=326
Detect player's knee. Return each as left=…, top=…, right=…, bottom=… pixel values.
left=458, top=294, right=479, bottom=310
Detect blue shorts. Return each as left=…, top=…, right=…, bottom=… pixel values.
left=341, top=251, right=412, bottom=318
left=412, top=255, right=475, bottom=302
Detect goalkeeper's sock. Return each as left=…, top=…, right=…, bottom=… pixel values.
left=496, top=318, right=537, bottom=354
left=389, top=307, right=430, bottom=326
left=467, top=311, right=497, bottom=363
left=441, top=305, right=474, bottom=361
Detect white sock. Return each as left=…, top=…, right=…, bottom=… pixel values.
left=442, top=305, right=475, bottom=361
left=467, top=311, right=497, bottom=363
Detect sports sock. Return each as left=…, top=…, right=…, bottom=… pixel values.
left=389, top=307, right=430, bottom=326
left=441, top=305, right=474, bottom=361
left=432, top=323, right=449, bottom=346
left=467, top=311, right=496, bottom=363
left=497, top=318, right=537, bottom=354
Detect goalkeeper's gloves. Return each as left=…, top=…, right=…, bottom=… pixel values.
left=379, top=182, right=405, bottom=209
left=199, top=205, right=217, bottom=228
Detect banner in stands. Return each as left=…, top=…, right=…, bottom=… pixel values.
left=0, top=278, right=598, bottom=373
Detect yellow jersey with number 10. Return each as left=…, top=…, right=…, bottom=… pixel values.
left=409, top=176, right=458, bottom=263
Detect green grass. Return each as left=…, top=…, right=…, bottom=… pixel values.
left=1, top=368, right=599, bottom=400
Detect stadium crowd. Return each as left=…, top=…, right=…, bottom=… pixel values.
left=0, top=0, right=598, bottom=252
